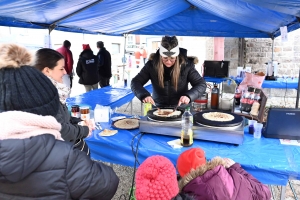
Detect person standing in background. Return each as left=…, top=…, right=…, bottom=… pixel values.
left=134, top=48, right=141, bottom=68
left=141, top=46, right=148, bottom=65
left=96, top=41, right=112, bottom=88
left=76, top=44, right=99, bottom=92
left=128, top=53, right=133, bottom=68
left=56, top=40, right=74, bottom=88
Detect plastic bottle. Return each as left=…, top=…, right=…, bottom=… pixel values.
left=181, top=107, right=193, bottom=147
left=234, top=88, right=241, bottom=105
left=211, top=84, right=219, bottom=109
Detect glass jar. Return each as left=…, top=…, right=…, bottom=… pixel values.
left=71, top=105, right=80, bottom=118
left=80, top=106, right=90, bottom=120
left=193, top=92, right=208, bottom=112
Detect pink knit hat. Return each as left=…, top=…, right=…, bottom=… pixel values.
left=135, top=155, right=179, bottom=200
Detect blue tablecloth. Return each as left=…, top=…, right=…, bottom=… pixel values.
left=204, top=77, right=299, bottom=89
left=87, top=114, right=300, bottom=186
left=66, top=84, right=153, bottom=109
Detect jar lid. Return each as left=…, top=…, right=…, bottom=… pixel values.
left=194, top=99, right=208, bottom=103
left=247, top=86, right=255, bottom=92
left=71, top=105, right=79, bottom=108
left=254, top=88, right=261, bottom=94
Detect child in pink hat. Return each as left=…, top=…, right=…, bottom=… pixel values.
left=135, top=155, right=179, bottom=199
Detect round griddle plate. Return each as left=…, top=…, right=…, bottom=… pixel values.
left=147, top=107, right=184, bottom=121
left=194, top=111, right=243, bottom=127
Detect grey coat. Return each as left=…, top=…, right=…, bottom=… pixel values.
left=0, top=134, right=119, bottom=200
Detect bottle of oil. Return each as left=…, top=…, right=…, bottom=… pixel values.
left=211, top=84, right=219, bottom=109
left=181, top=107, right=193, bottom=147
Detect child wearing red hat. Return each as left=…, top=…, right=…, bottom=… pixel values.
left=177, top=148, right=271, bottom=200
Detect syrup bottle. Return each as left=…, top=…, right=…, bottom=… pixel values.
left=181, top=107, right=193, bottom=147
left=211, top=84, right=219, bottom=109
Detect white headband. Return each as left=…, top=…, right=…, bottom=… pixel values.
left=159, top=44, right=179, bottom=57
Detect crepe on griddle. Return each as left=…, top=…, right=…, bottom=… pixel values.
left=153, top=109, right=181, bottom=117
left=202, top=112, right=234, bottom=122
left=113, top=118, right=139, bottom=129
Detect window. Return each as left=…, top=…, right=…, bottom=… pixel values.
left=111, top=43, right=120, bottom=54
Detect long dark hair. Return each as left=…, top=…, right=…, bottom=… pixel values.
left=34, top=48, right=64, bottom=71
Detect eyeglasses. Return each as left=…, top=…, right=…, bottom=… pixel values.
left=161, top=56, right=177, bottom=62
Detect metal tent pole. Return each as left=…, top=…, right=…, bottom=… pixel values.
left=296, top=68, right=300, bottom=108
left=271, top=39, right=274, bottom=63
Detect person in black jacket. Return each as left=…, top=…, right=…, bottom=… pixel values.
left=76, top=44, right=99, bottom=92
left=97, top=41, right=112, bottom=87
left=35, top=48, right=93, bottom=156
left=0, top=43, right=119, bottom=200
left=131, top=36, right=207, bottom=107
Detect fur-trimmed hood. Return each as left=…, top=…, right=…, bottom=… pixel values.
left=178, top=157, right=226, bottom=190
left=188, top=56, right=198, bottom=64
left=0, top=43, right=33, bottom=69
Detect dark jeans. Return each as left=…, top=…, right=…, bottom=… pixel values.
left=99, top=76, right=110, bottom=88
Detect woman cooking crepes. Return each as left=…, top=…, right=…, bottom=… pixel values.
left=131, top=36, right=206, bottom=108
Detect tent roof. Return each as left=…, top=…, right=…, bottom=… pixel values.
left=0, top=0, right=299, bottom=38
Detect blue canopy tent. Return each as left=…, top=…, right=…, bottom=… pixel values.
left=1, top=0, right=300, bottom=106
left=0, top=0, right=300, bottom=38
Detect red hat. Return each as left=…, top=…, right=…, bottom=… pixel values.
left=82, top=44, right=91, bottom=50
left=177, top=147, right=206, bottom=177
left=135, top=155, right=179, bottom=200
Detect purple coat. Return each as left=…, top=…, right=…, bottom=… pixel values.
left=179, top=157, right=271, bottom=200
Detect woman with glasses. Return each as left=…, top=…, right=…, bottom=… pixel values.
left=131, top=36, right=206, bottom=108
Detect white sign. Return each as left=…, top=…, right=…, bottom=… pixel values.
left=237, top=66, right=251, bottom=78
left=280, top=26, right=288, bottom=42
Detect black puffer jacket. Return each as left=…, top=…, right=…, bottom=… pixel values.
left=131, top=50, right=206, bottom=107
left=76, top=49, right=99, bottom=85
left=0, top=134, right=119, bottom=200
left=55, top=103, right=89, bottom=143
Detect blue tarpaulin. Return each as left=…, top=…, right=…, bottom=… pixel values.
left=0, top=0, right=300, bottom=37
left=204, top=77, right=299, bottom=89
left=88, top=114, right=300, bottom=186
left=66, top=84, right=153, bottom=110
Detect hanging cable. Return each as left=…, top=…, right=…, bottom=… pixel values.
left=128, top=133, right=144, bottom=200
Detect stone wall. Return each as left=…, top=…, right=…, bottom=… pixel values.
left=205, top=37, right=214, bottom=60
left=224, top=29, right=300, bottom=107
left=224, top=38, right=239, bottom=76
